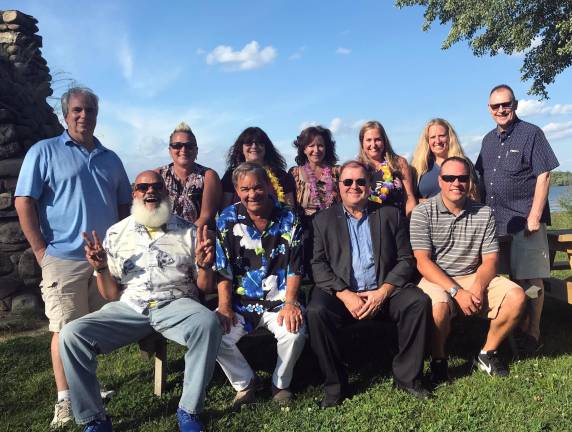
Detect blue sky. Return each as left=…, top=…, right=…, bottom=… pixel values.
left=7, top=0, right=572, bottom=180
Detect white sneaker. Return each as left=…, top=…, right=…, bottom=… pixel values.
left=100, top=389, right=116, bottom=401
left=50, top=399, right=73, bottom=428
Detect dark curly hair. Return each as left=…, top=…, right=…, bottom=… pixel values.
left=226, top=127, right=286, bottom=171
left=293, top=126, right=339, bottom=166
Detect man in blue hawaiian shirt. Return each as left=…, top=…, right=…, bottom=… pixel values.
left=215, top=162, right=306, bottom=408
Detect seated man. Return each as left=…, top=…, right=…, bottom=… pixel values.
left=215, top=162, right=306, bottom=408
left=410, top=156, right=526, bottom=383
left=307, top=160, right=432, bottom=408
left=59, top=170, right=222, bottom=432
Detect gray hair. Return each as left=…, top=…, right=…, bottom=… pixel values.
left=169, top=121, right=196, bottom=143
left=61, top=87, right=99, bottom=117
left=339, top=159, right=373, bottom=184
left=231, top=162, right=270, bottom=187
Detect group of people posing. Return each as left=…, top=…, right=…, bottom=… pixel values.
left=14, top=83, right=559, bottom=432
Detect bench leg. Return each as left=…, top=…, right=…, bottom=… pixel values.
left=154, top=339, right=167, bottom=396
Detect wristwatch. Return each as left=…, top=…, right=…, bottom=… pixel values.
left=448, top=285, right=461, bottom=298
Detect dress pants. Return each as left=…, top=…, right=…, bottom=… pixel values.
left=306, top=285, right=430, bottom=397
left=59, top=298, right=222, bottom=424
left=216, top=310, right=307, bottom=391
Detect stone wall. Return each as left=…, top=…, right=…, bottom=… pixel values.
left=0, top=10, right=63, bottom=315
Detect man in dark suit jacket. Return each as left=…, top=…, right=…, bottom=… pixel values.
left=306, top=160, right=431, bottom=408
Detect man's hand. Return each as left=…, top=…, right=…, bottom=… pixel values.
left=336, top=290, right=366, bottom=319
left=277, top=303, right=303, bottom=333
left=526, top=216, right=541, bottom=234
left=195, top=225, right=214, bottom=268
left=217, top=305, right=237, bottom=334
left=454, top=289, right=481, bottom=316
left=356, top=285, right=392, bottom=320
left=33, top=246, right=46, bottom=266
left=466, top=281, right=485, bottom=311
left=82, top=231, right=107, bottom=270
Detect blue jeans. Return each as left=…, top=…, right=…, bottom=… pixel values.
left=59, top=298, right=222, bottom=424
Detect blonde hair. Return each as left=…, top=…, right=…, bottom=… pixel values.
left=169, top=121, right=196, bottom=142
left=410, top=118, right=479, bottom=200
left=357, top=121, right=401, bottom=175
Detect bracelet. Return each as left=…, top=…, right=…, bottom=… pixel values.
left=284, top=300, right=301, bottom=308
left=95, top=266, right=108, bottom=274
left=196, top=262, right=211, bottom=270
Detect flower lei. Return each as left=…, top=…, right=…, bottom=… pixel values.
left=369, top=159, right=395, bottom=204
left=265, top=168, right=285, bottom=203
left=302, top=163, right=335, bottom=210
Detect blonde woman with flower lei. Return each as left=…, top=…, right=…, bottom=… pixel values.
left=221, top=127, right=296, bottom=209
left=357, top=121, right=417, bottom=217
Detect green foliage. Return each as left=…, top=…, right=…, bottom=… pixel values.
left=395, top=0, right=572, bottom=98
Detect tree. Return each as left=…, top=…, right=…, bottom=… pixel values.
left=395, top=0, right=572, bottom=99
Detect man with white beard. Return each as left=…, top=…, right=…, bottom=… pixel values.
left=59, top=171, right=221, bottom=432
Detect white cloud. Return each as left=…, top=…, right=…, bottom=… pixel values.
left=117, top=36, right=134, bottom=79
left=336, top=47, right=351, bottom=55
left=196, top=48, right=206, bottom=55
left=460, top=134, right=485, bottom=152
left=542, top=121, right=572, bottom=141
left=329, top=117, right=343, bottom=133
left=510, top=36, right=543, bottom=58
left=289, top=46, right=306, bottom=61
left=206, top=41, right=277, bottom=70
left=299, top=120, right=318, bottom=130
left=517, top=99, right=572, bottom=117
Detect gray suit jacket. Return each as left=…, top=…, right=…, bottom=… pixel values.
left=311, top=202, right=416, bottom=294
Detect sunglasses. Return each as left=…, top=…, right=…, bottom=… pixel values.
left=440, top=175, right=470, bottom=183
left=134, top=182, right=164, bottom=192
left=243, top=141, right=264, bottom=147
left=169, top=142, right=197, bottom=150
left=340, top=178, right=367, bottom=187
left=489, top=101, right=514, bottom=111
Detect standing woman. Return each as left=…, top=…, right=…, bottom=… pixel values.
left=410, top=118, right=479, bottom=201
left=289, top=126, right=340, bottom=278
left=357, top=120, right=417, bottom=216
left=155, top=122, right=221, bottom=227
left=221, top=127, right=296, bottom=208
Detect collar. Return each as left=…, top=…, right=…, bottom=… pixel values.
left=343, top=204, right=368, bottom=221
left=436, top=194, right=473, bottom=215
left=62, top=130, right=105, bottom=152
left=495, top=117, right=520, bottom=139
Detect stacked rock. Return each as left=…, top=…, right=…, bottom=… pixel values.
left=0, top=10, right=63, bottom=315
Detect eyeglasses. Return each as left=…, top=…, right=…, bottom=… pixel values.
left=243, top=141, right=264, bottom=147
left=340, top=178, right=367, bottom=187
left=440, top=175, right=470, bottom=183
left=489, top=101, right=514, bottom=111
left=169, top=142, right=197, bottom=150
left=134, top=182, right=164, bottom=192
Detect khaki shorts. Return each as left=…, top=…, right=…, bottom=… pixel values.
left=40, top=254, right=107, bottom=332
left=510, top=223, right=551, bottom=280
left=417, top=273, right=521, bottom=319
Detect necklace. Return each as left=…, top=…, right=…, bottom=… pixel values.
left=303, top=163, right=335, bottom=209
left=265, top=168, right=285, bottom=203
left=369, top=159, right=395, bottom=204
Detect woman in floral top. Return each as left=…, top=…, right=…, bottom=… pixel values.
left=155, top=122, right=221, bottom=228
left=357, top=120, right=417, bottom=217
left=288, top=126, right=340, bottom=278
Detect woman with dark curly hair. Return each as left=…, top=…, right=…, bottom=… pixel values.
left=221, top=127, right=296, bottom=209
left=288, top=126, right=340, bottom=217
left=288, top=126, right=340, bottom=280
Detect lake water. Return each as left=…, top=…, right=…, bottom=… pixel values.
left=549, top=185, right=572, bottom=211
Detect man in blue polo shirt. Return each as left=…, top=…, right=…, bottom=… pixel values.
left=476, top=84, right=559, bottom=355
left=14, top=87, right=132, bottom=428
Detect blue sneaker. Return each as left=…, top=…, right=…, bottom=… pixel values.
left=84, top=416, right=112, bottom=432
left=176, top=408, right=205, bottom=432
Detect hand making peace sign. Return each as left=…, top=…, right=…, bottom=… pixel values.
left=82, top=230, right=107, bottom=270
left=195, top=224, right=214, bottom=269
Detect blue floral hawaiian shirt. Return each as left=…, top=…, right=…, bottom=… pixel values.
left=215, top=198, right=304, bottom=331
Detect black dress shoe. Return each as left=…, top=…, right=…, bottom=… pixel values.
left=318, top=393, right=344, bottom=408
left=394, top=379, right=433, bottom=400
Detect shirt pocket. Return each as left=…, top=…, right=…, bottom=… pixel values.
left=502, top=150, right=523, bottom=173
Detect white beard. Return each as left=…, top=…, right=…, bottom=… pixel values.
left=131, top=196, right=173, bottom=227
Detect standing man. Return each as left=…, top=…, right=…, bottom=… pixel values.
left=215, top=162, right=307, bottom=408
left=476, top=84, right=559, bottom=353
left=307, top=160, right=431, bottom=408
left=411, top=157, right=526, bottom=382
left=14, top=87, right=132, bottom=427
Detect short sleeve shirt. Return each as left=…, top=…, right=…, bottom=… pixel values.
left=410, top=195, right=498, bottom=277
left=15, top=131, right=133, bottom=260
left=476, top=119, right=559, bottom=235
left=215, top=198, right=304, bottom=331
left=103, top=214, right=199, bottom=313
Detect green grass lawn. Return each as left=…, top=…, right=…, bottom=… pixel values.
left=2, top=296, right=571, bottom=432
